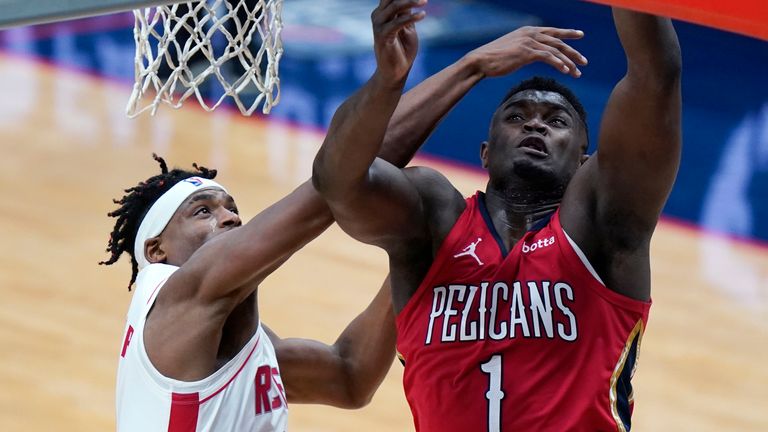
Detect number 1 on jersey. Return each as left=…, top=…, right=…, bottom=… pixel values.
left=480, top=354, right=505, bottom=432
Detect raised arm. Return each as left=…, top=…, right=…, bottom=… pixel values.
left=313, top=5, right=591, bottom=248
left=312, top=0, right=430, bottom=249
left=562, top=8, right=682, bottom=300
left=267, top=276, right=396, bottom=408
left=596, top=9, right=682, bottom=222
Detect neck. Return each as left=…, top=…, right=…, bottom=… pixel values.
left=484, top=180, right=563, bottom=248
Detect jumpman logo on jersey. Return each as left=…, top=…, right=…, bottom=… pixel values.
left=453, top=237, right=484, bottom=265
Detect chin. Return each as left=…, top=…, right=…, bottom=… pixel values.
left=512, top=159, right=558, bottom=183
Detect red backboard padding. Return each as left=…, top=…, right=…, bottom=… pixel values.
left=584, top=0, right=767, bottom=40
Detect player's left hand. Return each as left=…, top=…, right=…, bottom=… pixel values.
left=371, top=0, right=427, bottom=85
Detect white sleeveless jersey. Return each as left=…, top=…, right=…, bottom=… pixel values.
left=116, top=264, right=289, bottom=432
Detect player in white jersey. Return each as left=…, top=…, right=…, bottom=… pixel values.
left=117, top=261, right=292, bottom=431
left=106, top=157, right=401, bottom=432
left=100, top=2, right=590, bottom=430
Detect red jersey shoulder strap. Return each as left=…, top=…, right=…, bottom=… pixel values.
left=549, top=209, right=651, bottom=315
left=397, top=192, right=482, bottom=322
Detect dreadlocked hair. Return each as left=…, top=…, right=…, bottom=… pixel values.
left=99, top=153, right=218, bottom=290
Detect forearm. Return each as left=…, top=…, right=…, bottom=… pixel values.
left=313, top=72, right=404, bottom=199
left=613, top=8, right=681, bottom=80
left=585, top=8, right=683, bottom=241
left=274, top=278, right=396, bottom=408
left=192, top=181, right=334, bottom=303
left=380, top=55, right=485, bottom=167
left=331, top=277, right=396, bottom=407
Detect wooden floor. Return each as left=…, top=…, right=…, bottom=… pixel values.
left=0, top=52, right=766, bottom=431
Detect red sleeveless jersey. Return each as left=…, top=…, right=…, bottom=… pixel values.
left=396, top=192, right=651, bottom=432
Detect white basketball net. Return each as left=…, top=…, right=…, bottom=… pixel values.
left=127, top=0, right=283, bottom=117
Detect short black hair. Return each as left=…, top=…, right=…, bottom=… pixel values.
left=499, top=76, right=588, bottom=134
left=99, top=154, right=217, bottom=290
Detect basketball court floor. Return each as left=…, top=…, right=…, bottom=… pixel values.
left=0, top=16, right=766, bottom=432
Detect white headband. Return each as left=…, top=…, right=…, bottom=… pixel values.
left=134, top=176, right=227, bottom=270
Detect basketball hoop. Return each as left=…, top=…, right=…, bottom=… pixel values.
left=127, top=0, right=283, bottom=117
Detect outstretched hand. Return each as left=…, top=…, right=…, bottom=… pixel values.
left=372, top=0, right=427, bottom=85
left=468, top=26, right=588, bottom=78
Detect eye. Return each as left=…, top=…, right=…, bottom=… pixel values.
left=229, top=207, right=239, bottom=215
left=507, top=113, right=524, bottom=122
left=549, top=117, right=567, bottom=126
left=194, top=206, right=211, bottom=216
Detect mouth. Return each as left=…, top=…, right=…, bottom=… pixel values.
left=518, top=136, right=549, bottom=157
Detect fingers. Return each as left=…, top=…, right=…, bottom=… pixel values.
left=379, top=0, right=427, bottom=16
left=384, top=9, right=426, bottom=36
left=524, top=40, right=580, bottom=78
left=532, top=37, right=587, bottom=78
left=371, top=0, right=424, bottom=83
left=532, top=29, right=588, bottom=64
left=515, top=26, right=586, bottom=78
left=373, top=0, right=427, bottom=38
left=538, top=27, right=585, bottom=40
left=529, top=48, right=576, bottom=77
left=536, top=33, right=587, bottom=65
left=385, top=0, right=427, bottom=21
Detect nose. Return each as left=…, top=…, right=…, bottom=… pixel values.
left=220, top=208, right=242, bottom=228
left=523, top=118, right=547, bottom=135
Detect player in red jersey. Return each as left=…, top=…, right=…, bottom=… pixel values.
left=313, top=0, right=681, bottom=430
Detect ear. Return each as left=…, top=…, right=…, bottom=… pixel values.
left=144, top=237, right=167, bottom=264
left=480, top=141, right=490, bottom=169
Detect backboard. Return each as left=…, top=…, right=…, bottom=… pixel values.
left=0, top=0, right=183, bottom=28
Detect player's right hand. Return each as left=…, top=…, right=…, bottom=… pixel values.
left=467, top=26, right=588, bottom=78
left=371, top=0, right=427, bottom=85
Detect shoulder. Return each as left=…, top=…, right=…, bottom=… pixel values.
left=150, top=257, right=221, bottom=312
left=123, top=264, right=180, bottom=323
left=402, top=166, right=467, bottom=249
left=402, top=166, right=464, bottom=209
left=135, top=264, right=179, bottom=295
left=561, top=156, right=654, bottom=252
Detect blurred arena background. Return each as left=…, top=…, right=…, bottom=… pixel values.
left=0, top=0, right=766, bottom=430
